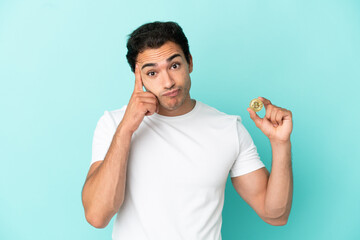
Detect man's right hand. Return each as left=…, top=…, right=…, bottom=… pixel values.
left=120, top=64, right=159, bottom=134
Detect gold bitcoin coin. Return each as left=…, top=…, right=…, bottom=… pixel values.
left=249, top=98, right=263, bottom=112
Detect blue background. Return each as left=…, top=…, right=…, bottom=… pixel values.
left=1, top=0, right=359, bottom=239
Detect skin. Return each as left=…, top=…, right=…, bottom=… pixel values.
left=231, top=97, right=293, bottom=225
left=81, top=40, right=293, bottom=228
left=136, top=41, right=195, bottom=117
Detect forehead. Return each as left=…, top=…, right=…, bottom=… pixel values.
left=136, top=41, right=184, bottom=65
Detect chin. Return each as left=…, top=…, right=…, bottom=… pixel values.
left=160, top=97, right=184, bottom=111
left=161, top=102, right=181, bottom=111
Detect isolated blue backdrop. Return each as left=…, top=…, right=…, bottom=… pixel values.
left=0, top=0, right=359, bottom=239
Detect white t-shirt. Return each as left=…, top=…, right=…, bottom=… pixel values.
left=91, top=100, right=265, bottom=240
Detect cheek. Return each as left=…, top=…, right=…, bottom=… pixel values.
left=181, top=74, right=191, bottom=88
left=143, top=81, right=159, bottom=95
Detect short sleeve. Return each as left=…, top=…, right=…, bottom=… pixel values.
left=91, top=111, right=117, bottom=167
left=230, top=117, right=265, bottom=178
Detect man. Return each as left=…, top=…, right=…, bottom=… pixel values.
left=82, top=21, right=293, bottom=240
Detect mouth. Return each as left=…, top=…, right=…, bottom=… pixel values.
left=163, top=89, right=180, bottom=97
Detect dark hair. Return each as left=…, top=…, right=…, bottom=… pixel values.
left=126, top=21, right=191, bottom=72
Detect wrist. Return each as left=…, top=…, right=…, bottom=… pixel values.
left=116, top=122, right=134, bottom=139
left=270, top=139, right=291, bottom=148
left=270, top=139, right=292, bottom=163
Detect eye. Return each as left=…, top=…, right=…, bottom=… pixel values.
left=147, top=71, right=156, bottom=77
left=171, top=63, right=180, bottom=69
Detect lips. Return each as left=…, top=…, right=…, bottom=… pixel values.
left=163, top=89, right=180, bottom=97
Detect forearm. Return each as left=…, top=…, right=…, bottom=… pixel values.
left=82, top=124, right=132, bottom=227
left=264, top=140, right=293, bottom=220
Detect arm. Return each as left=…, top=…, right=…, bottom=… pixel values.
left=81, top=64, right=159, bottom=228
left=231, top=140, right=292, bottom=225
left=81, top=124, right=132, bottom=228
left=231, top=97, right=293, bottom=225
left=266, top=140, right=292, bottom=222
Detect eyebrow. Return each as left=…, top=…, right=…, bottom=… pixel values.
left=141, top=54, right=182, bottom=70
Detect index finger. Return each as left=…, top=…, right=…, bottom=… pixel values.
left=258, top=96, right=272, bottom=109
left=134, top=64, right=144, bottom=92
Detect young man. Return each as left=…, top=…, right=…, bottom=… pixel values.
left=82, top=21, right=293, bottom=240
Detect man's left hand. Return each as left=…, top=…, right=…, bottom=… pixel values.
left=247, top=97, right=293, bottom=143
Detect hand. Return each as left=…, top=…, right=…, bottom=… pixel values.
left=247, top=97, right=293, bottom=143
left=120, top=64, right=159, bottom=134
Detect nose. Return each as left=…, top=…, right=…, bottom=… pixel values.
left=162, top=70, right=175, bottom=89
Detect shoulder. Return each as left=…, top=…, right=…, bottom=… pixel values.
left=96, top=105, right=127, bottom=129
left=197, top=101, right=241, bottom=123
left=107, top=105, right=127, bottom=121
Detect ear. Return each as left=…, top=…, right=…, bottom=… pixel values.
left=188, top=54, right=193, bottom=73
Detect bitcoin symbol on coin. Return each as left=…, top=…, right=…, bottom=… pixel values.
left=249, top=98, right=263, bottom=112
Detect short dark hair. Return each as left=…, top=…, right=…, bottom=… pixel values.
left=126, top=21, right=191, bottom=72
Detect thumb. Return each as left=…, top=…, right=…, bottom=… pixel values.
left=247, top=108, right=262, bottom=127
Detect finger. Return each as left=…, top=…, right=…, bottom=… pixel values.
left=138, top=96, right=158, bottom=105
left=134, top=64, right=144, bottom=92
left=258, top=96, right=272, bottom=110
left=265, top=105, right=271, bottom=120
left=137, top=93, right=159, bottom=108
left=247, top=108, right=262, bottom=128
left=141, top=91, right=157, bottom=98
left=139, top=91, right=159, bottom=113
left=275, top=110, right=284, bottom=126
left=270, top=108, right=278, bottom=127
left=143, top=103, right=157, bottom=116
left=276, top=110, right=286, bottom=126
left=285, top=110, right=293, bottom=121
